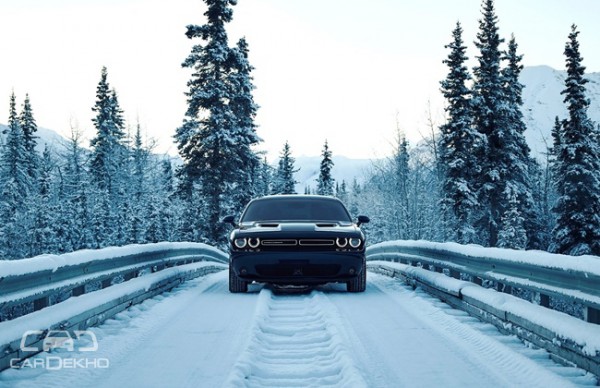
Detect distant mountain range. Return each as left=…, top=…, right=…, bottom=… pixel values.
left=0, top=123, right=70, bottom=154
left=521, top=65, right=600, bottom=160
left=297, top=65, right=600, bottom=190
left=2, top=65, right=599, bottom=191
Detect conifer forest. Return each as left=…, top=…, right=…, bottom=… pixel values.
left=1, top=0, right=599, bottom=260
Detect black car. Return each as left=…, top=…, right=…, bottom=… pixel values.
left=223, top=195, right=370, bottom=293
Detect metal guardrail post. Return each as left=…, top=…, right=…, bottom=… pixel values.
left=539, top=293, right=550, bottom=308
left=586, top=307, right=600, bottom=324
left=72, top=285, right=85, bottom=296
left=33, top=296, right=49, bottom=311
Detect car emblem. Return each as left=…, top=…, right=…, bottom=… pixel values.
left=293, top=268, right=303, bottom=276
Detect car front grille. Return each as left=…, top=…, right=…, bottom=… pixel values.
left=298, top=239, right=335, bottom=246
left=261, top=239, right=298, bottom=247
left=260, top=239, right=335, bottom=247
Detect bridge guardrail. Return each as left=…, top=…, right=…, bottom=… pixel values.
left=367, top=240, right=600, bottom=376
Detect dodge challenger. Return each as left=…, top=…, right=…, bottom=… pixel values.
left=223, top=195, right=370, bottom=293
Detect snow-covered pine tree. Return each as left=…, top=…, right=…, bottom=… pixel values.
left=272, top=141, right=298, bottom=195
left=128, top=122, right=148, bottom=244
left=529, top=156, right=553, bottom=249
left=316, top=140, right=335, bottom=196
left=28, top=145, right=55, bottom=256
left=336, top=180, right=348, bottom=204
left=498, top=35, right=538, bottom=248
left=348, top=178, right=361, bottom=219
left=62, top=126, right=93, bottom=251
left=471, top=0, right=505, bottom=247
left=145, top=158, right=176, bottom=243
left=0, top=92, right=32, bottom=259
left=228, top=37, right=261, bottom=212
left=249, top=156, right=271, bottom=197
left=19, top=94, right=39, bottom=181
left=497, top=185, right=527, bottom=249
left=438, top=21, right=480, bottom=244
left=176, top=0, right=259, bottom=244
left=89, top=67, right=128, bottom=247
left=551, top=25, right=600, bottom=256
left=90, top=67, right=126, bottom=192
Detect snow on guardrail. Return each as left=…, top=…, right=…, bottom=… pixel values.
left=368, top=240, right=600, bottom=276
left=0, top=242, right=226, bottom=277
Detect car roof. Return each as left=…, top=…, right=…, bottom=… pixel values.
left=249, top=195, right=343, bottom=203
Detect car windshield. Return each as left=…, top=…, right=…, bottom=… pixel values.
left=241, top=197, right=352, bottom=223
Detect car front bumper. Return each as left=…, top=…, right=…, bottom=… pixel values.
left=230, top=250, right=365, bottom=285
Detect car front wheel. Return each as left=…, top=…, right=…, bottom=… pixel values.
left=229, top=265, right=248, bottom=293
left=347, top=259, right=366, bottom=292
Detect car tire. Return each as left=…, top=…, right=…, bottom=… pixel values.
left=347, top=259, right=366, bottom=292
left=229, top=265, right=248, bottom=293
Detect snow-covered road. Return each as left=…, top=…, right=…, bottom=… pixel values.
left=1, top=270, right=596, bottom=387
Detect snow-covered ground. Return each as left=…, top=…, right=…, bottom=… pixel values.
left=1, top=270, right=596, bottom=387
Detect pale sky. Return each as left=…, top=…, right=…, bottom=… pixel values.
left=1, top=0, right=599, bottom=160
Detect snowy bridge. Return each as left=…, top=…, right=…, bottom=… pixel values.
left=0, top=241, right=599, bottom=387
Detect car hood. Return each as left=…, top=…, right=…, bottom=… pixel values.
left=236, top=222, right=358, bottom=234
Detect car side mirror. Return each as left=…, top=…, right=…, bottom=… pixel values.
left=222, top=215, right=237, bottom=227
left=357, top=215, right=370, bottom=226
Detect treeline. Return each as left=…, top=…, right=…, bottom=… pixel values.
left=353, top=0, right=600, bottom=256
left=0, top=0, right=339, bottom=259
left=2, top=0, right=598, bottom=259
left=0, top=70, right=191, bottom=260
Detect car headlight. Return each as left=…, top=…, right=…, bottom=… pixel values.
left=336, top=237, right=348, bottom=248
left=248, top=237, right=260, bottom=249
left=349, top=238, right=362, bottom=248
left=234, top=238, right=247, bottom=249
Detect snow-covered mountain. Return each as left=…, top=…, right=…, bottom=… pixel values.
left=0, top=124, right=68, bottom=154
left=521, top=65, right=600, bottom=161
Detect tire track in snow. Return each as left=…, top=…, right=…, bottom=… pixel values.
left=224, top=288, right=368, bottom=388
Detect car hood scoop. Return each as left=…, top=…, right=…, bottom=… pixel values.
left=240, top=221, right=355, bottom=233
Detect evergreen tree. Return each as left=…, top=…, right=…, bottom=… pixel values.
left=272, top=141, right=298, bottom=194
left=438, top=22, right=480, bottom=244
left=394, top=132, right=410, bottom=231
left=175, top=0, right=259, bottom=243
left=0, top=92, right=32, bottom=259
left=253, top=157, right=272, bottom=197
left=129, top=123, right=148, bottom=243
left=551, top=25, right=600, bottom=256
left=90, top=67, right=126, bottom=192
left=19, top=94, right=39, bottom=180
left=61, top=126, right=92, bottom=251
left=498, top=35, right=537, bottom=248
left=316, top=140, right=335, bottom=196
left=145, top=158, right=176, bottom=243
left=336, top=180, right=348, bottom=204
left=348, top=178, right=361, bottom=218
left=29, top=145, right=54, bottom=256
left=497, top=186, right=527, bottom=249
left=471, top=0, right=505, bottom=246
